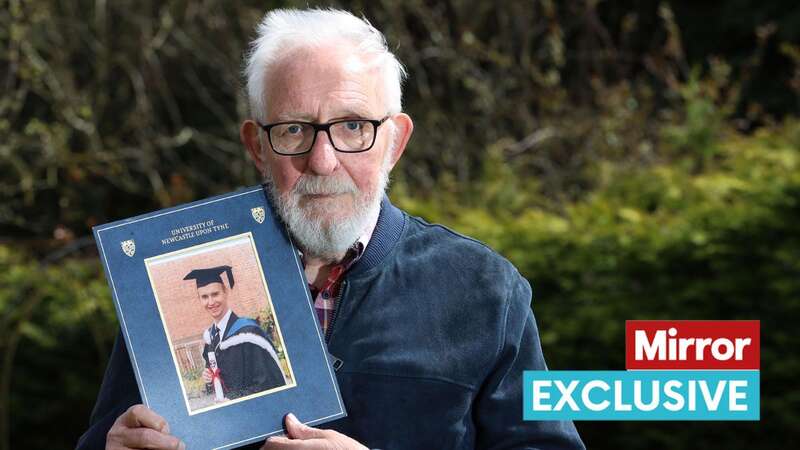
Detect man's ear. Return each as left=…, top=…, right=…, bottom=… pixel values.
left=386, top=113, right=413, bottom=170
left=241, top=120, right=268, bottom=176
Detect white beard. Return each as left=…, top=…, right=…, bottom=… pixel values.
left=263, top=155, right=391, bottom=262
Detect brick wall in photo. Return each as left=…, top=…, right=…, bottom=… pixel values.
left=146, top=236, right=276, bottom=345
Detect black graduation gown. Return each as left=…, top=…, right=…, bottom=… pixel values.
left=202, top=312, right=286, bottom=399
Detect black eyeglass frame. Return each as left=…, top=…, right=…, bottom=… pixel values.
left=256, top=116, right=391, bottom=156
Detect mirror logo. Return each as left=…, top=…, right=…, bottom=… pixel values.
left=524, top=321, right=760, bottom=420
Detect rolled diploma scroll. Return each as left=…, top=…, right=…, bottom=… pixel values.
left=207, top=351, right=225, bottom=401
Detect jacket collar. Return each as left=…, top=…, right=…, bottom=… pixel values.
left=215, top=308, right=233, bottom=336
left=348, top=195, right=406, bottom=276
left=221, top=311, right=239, bottom=340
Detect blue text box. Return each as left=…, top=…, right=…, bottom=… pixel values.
left=523, top=370, right=759, bottom=420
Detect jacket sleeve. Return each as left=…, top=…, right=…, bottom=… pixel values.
left=472, top=274, right=585, bottom=450
left=76, top=330, right=142, bottom=450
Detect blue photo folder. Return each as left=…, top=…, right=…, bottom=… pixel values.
left=93, top=185, right=346, bottom=449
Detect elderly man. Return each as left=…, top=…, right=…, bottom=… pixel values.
left=78, top=8, right=584, bottom=450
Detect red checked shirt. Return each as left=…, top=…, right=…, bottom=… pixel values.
left=303, top=209, right=378, bottom=336
left=307, top=242, right=365, bottom=336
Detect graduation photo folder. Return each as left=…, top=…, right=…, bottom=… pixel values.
left=93, top=185, right=346, bottom=450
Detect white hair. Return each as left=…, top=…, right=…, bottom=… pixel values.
left=243, top=8, right=407, bottom=121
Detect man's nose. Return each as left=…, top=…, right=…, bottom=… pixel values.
left=305, top=130, right=339, bottom=176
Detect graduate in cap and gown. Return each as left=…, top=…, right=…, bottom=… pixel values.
left=184, top=265, right=287, bottom=400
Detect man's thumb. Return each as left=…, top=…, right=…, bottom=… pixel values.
left=285, top=413, right=326, bottom=440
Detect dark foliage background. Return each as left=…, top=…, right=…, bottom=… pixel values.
left=1, top=1, right=798, bottom=449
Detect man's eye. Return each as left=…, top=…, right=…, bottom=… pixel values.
left=286, top=124, right=303, bottom=134
left=344, top=121, right=362, bottom=131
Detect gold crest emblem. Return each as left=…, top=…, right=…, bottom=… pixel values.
left=121, top=239, right=136, bottom=257
left=251, top=207, right=266, bottom=224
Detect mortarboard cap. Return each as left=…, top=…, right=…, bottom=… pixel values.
left=183, top=265, right=235, bottom=289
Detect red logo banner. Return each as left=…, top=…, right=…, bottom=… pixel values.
left=625, top=320, right=760, bottom=370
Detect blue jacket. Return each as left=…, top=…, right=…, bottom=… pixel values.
left=78, top=198, right=584, bottom=450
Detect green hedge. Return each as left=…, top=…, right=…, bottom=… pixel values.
left=395, top=120, right=800, bottom=448
left=0, top=247, right=115, bottom=450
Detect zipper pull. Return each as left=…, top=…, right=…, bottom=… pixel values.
left=329, top=353, right=344, bottom=371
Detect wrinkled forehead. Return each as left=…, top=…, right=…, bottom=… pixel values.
left=263, top=42, right=386, bottom=120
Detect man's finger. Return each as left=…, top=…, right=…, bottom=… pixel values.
left=260, top=435, right=297, bottom=449
left=284, top=413, right=328, bottom=440
left=123, top=427, right=185, bottom=450
left=122, top=404, right=170, bottom=434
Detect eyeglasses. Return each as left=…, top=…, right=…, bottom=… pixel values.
left=257, top=116, right=390, bottom=156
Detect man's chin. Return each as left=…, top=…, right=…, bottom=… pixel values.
left=299, top=195, right=356, bottom=222
left=290, top=205, right=368, bottom=260
left=302, top=212, right=356, bottom=232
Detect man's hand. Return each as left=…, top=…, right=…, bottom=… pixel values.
left=260, top=413, right=368, bottom=450
left=202, top=367, right=213, bottom=384
left=106, top=404, right=185, bottom=450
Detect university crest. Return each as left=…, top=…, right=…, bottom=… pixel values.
left=251, top=207, right=266, bottom=224
left=121, top=239, right=136, bottom=257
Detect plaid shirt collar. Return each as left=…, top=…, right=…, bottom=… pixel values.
left=301, top=209, right=379, bottom=334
